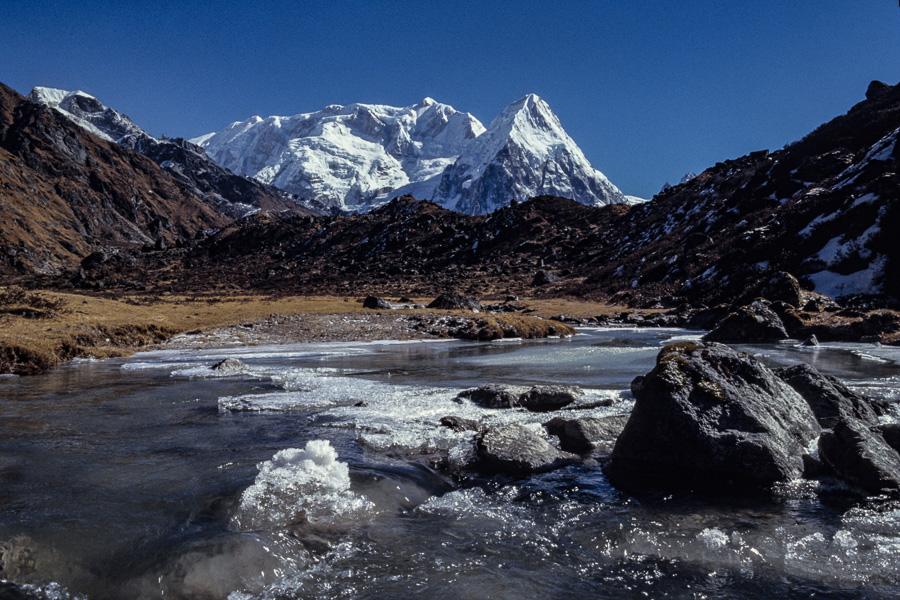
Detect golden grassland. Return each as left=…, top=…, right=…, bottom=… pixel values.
left=0, top=287, right=621, bottom=375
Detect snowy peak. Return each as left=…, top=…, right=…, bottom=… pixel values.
left=194, top=94, right=627, bottom=214
left=29, top=86, right=151, bottom=150
left=431, top=95, right=626, bottom=214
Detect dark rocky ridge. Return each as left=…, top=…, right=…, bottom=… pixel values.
left=0, top=83, right=234, bottom=276
left=4, top=80, right=900, bottom=314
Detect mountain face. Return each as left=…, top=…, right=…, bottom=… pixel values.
left=193, top=95, right=627, bottom=214
left=0, top=83, right=232, bottom=276
left=430, top=94, right=626, bottom=214
left=89, top=81, right=900, bottom=308
left=572, top=79, right=900, bottom=305
left=29, top=87, right=317, bottom=216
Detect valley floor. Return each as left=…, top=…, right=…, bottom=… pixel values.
left=0, top=289, right=617, bottom=376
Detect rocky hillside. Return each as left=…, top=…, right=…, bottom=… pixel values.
left=570, top=80, right=900, bottom=307
left=29, top=87, right=318, bottom=216
left=0, top=83, right=239, bottom=276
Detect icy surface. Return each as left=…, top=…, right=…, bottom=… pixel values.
left=234, top=440, right=374, bottom=529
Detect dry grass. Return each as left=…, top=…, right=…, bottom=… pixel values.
left=0, top=289, right=612, bottom=375
left=0, top=290, right=370, bottom=375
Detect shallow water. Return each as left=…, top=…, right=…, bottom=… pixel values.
left=2, top=329, right=900, bottom=599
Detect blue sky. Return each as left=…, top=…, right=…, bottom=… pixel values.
left=2, top=0, right=899, bottom=199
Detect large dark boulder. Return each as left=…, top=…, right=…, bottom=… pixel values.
left=458, top=384, right=522, bottom=409
left=703, top=300, right=789, bottom=343
left=457, top=384, right=581, bottom=412
left=476, top=424, right=573, bottom=476
left=774, top=363, right=880, bottom=428
left=519, top=386, right=582, bottom=412
left=608, top=342, right=821, bottom=490
left=760, top=271, right=804, bottom=308
left=427, top=293, right=483, bottom=312
left=362, top=295, right=392, bottom=309
left=544, top=415, right=628, bottom=453
left=819, top=417, right=900, bottom=494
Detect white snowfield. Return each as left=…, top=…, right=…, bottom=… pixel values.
left=193, top=94, right=631, bottom=214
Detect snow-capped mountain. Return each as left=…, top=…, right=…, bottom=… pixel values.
left=193, top=95, right=628, bottom=214
left=29, top=87, right=313, bottom=215
left=29, top=87, right=153, bottom=151
left=431, top=94, right=625, bottom=214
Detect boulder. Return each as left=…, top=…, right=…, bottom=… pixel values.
left=427, top=293, right=483, bottom=312
left=774, top=363, right=880, bottom=428
left=439, top=416, right=480, bottom=432
left=519, top=386, right=582, bottom=412
left=801, top=334, right=819, bottom=346
left=457, top=384, right=582, bottom=412
left=532, top=270, right=560, bottom=286
left=362, top=296, right=392, bottom=309
left=760, top=271, right=804, bottom=308
left=211, top=358, right=248, bottom=372
left=544, top=415, right=628, bottom=453
left=457, top=384, right=523, bottom=409
left=703, top=300, right=789, bottom=343
left=819, top=417, right=900, bottom=494
left=608, top=342, right=821, bottom=490
left=880, top=423, right=900, bottom=454
left=476, top=424, right=573, bottom=476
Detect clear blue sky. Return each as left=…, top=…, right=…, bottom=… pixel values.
left=2, top=0, right=899, bottom=199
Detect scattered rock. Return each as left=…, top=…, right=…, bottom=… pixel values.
left=879, top=423, right=900, bottom=454
left=362, top=296, right=392, bottom=309
left=544, top=415, right=628, bottom=453
left=211, top=357, right=248, bottom=372
left=703, top=300, right=789, bottom=343
left=774, top=363, right=880, bottom=428
left=801, top=334, right=819, bottom=346
left=476, top=424, right=573, bottom=476
left=458, top=384, right=523, bottom=408
left=532, top=270, right=560, bottom=286
left=819, top=417, right=900, bottom=494
left=440, top=415, right=480, bottom=432
left=457, top=384, right=582, bottom=412
left=80, top=251, right=108, bottom=270
left=608, top=342, right=821, bottom=490
left=519, top=386, right=582, bottom=412
left=427, top=293, right=483, bottom=312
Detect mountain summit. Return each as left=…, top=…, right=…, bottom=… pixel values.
left=431, top=94, right=625, bottom=214
left=193, top=95, right=628, bottom=214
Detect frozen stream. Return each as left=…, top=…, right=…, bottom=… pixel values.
left=2, top=328, right=900, bottom=599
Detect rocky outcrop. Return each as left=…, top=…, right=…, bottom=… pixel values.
left=608, top=342, right=821, bottom=490
left=819, top=417, right=900, bottom=494
left=457, top=384, right=582, bottom=412
left=544, top=415, right=628, bottom=453
left=703, top=300, right=789, bottom=343
left=774, top=363, right=881, bottom=428
left=476, top=424, right=573, bottom=476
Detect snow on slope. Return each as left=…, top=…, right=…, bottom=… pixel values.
left=194, top=95, right=628, bottom=214
left=431, top=94, right=625, bottom=214
left=29, top=87, right=152, bottom=151
left=194, top=99, right=484, bottom=212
